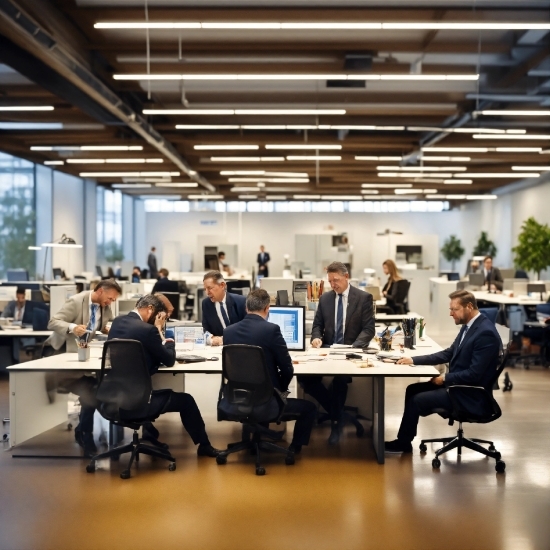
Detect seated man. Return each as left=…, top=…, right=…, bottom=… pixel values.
left=202, top=270, right=246, bottom=346
left=2, top=287, right=27, bottom=322
left=299, top=261, right=375, bottom=445
left=152, top=268, right=179, bottom=294
left=131, top=266, right=141, bottom=283
left=223, top=289, right=316, bottom=454
left=385, top=290, right=502, bottom=453
left=482, top=255, right=504, bottom=292
left=218, top=251, right=234, bottom=276
left=108, top=294, right=219, bottom=458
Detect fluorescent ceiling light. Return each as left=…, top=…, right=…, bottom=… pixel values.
left=495, top=147, right=542, bottom=152
left=221, top=170, right=308, bottom=177
left=265, top=144, right=342, bottom=150
left=422, top=147, right=489, bottom=153
left=176, top=125, right=241, bottom=130
left=112, top=183, right=152, bottom=189
left=265, top=195, right=287, bottom=200
left=210, top=157, right=285, bottom=162
left=459, top=172, right=540, bottom=178
left=466, top=195, right=497, bottom=200
left=361, top=190, right=380, bottom=195
left=394, top=189, right=435, bottom=195
left=0, top=106, right=54, bottom=111
left=231, top=187, right=262, bottom=192
left=1, top=123, right=63, bottom=130
left=286, top=155, right=341, bottom=161
left=294, top=195, right=321, bottom=199
left=473, top=134, right=550, bottom=140
left=155, top=182, right=199, bottom=188
left=377, top=166, right=467, bottom=171
left=378, top=172, right=454, bottom=178
left=512, top=166, right=550, bottom=171
left=66, top=158, right=163, bottom=164
left=194, top=145, right=259, bottom=150
left=31, top=145, right=143, bottom=151
left=355, top=156, right=403, bottom=161
left=238, top=195, right=258, bottom=199
left=475, top=110, right=550, bottom=116
left=28, top=246, right=42, bottom=250
left=80, top=171, right=180, bottom=177
left=362, top=183, right=413, bottom=188
left=241, top=125, right=287, bottom=130
left=140, top=195, right=182, bottom=200
left=420, top=156, right=471, bottom=162
left=188, top=194, right=224, bottom=200
left=145, top=108, right=346, bottom=116
left=41, top=242, right=82, bottom=248
left=320, top=196, right=363, bottom=200
left=44, top=160, right=64, bottom=166
left=444, top=179, right=473, bottom=184
left=229, top=178, right=309, bottom=183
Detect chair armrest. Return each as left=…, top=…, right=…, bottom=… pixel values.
left=447, top=385, right=501, bottom=422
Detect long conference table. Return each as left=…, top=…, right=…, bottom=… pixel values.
left=7, top=338, right=441, bottom=464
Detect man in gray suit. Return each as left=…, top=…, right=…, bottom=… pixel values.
left=44, top=279, right=122, bottom=456
left=1, top=287, right=27, bottom=321
left=148, top=246, right=159, bottom=279
left=298, top=262, right=375, bottom=445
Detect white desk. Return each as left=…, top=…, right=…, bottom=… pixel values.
left=376, top=311, right=422, bottom=322
left=8, top=338, right=441, bottom=464
left=472, top=291, right=543, bottom=306
left=0, top=328, right=52, bottom=338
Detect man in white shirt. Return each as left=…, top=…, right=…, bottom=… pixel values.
left=1, top=287, right=27, bottom=322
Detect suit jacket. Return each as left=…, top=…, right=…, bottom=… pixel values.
left=257, top=251, right=270, bottom=276
left=201, top=292, right=247, bottom=336
left=147, top=252, right=158, bottom=278
left=311, top=285, right=375, bottom=348
left=45, top=291, right=113, bottom=352
left=152, top=277, right=179, bottom=294
left=1, top=300, right=47, bottom=325
left=413, top=314, right=502, bottom=416
left=484, top=267, right=504, bottom=291
left=223, top=313, right=294, bottom=392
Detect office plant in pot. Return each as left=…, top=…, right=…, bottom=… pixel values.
left=473, top=231, right=498, bottom=258
left=441, top=235, right=465, bottom=271
left=512, top=217, right=550, bottom=280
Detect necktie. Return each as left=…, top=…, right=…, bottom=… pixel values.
left=459, top=325, right=469, bottom=346
left=220, top=303, right=231, bottom=328
left=15, top=307, right=22, bottom=322
left=335, top=294, right=344, bottom=344
left=89, top=304, right=98, bottom=332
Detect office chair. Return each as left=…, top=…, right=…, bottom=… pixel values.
left=387, top=279, right=411, bottom=314
left=86, top=339, right=176, bottom=479
left=419, top=347, right=510, bottom=473
left=514, top=269, right=529, bottom=279
left=479, top=307, right=499, bottom=324
left=162, top=291, right=181, bottom=320
left=216, top=344, right=295, bottom=476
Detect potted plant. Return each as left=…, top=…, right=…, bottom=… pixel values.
left=512, top=217, right=550, bottom=280
left=473, top=231, right=498, bottom=258
left=441, top=235, right=465, bottom=271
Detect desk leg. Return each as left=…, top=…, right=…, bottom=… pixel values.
left=372, top=376, right=385, bottom=464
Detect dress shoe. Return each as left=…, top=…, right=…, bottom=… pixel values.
left=328, top=423, right=341, bottom=445
left=288, top=444, right=302, bottom=455
left=197, top=444, right=221, bottom=457
left=142, top=422, right=159, bottom=440
left=384, top=439, right=413, bottom=454
left=76, top=431, right=97, bottom=458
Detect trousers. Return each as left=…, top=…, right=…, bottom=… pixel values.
left=297, top=375, right=351, bottom=421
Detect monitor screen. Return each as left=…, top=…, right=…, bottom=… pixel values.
left=469, top=273, right=485, bottom=286
left=268, top=306, right=306, bottom=351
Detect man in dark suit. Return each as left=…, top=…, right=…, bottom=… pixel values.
left=385, top=289, right=502, bottom=453
left=1, top=287, right=28, bottom=322
left=147, top=246, right=159, bottom=279
left=483, top=255, right=504, bottom=292
left=257, top=245, right=270, bottom=278
left=202, top=270, right=246, bottom=346
left=108, top=294, right=219, bottom=458
left=299, top=261, right=375, bottom=444
left=223, top=289, right=316, bottom=454
left=152, top=268, right=179, bottom=294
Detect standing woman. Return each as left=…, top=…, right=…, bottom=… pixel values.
left=382, top=259, right=403, bottom=310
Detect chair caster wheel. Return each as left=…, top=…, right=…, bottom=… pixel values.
left=419, top=443, right=427, bottom=452
left=86, top=463, right=95, bottom=473
left=488, top=444, right=496, bottom=452
left=216, top=455, right=227, bottom=465
left=432, top=458, right=441, bottom=469
left=495, top=460, right=506, bottom=473
left=256, top=467, right=266, bottom=476
left=168, top=462, right=176, bottom=471
left=285, top=455, right=295, bottom=465
left=120, top=470, right=131, bottom=479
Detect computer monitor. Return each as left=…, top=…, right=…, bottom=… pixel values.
left=267, top=305, right=306, bottom=351
left=52, top=268, right=63, bottom=279
left=6, top=269, right=29, bottom=282
left=469, top=273, right=485, bottom=287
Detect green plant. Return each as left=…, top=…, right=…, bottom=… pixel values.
left=102, top=240, right=124, bottom=264
left=473, top=231, right=498, bottom=258
left=441, top=235, right=465, bottom=271
left=512, top=217, right=550, bottom=280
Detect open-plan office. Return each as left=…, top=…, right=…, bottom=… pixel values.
left=1, top=1, right=550, bottom=550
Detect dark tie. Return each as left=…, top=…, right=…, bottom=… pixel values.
left=459, top=325, right=469, bottom=346
left=220, top=303, right=231, bottom=328
left=335, top=294, right=344, bottom=344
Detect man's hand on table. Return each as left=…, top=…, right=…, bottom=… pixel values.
left=396, top=357, right=414, bottom=365
left=310, top=338, right=322, bottom=349
left=431, top=375, right=444, bottom=386
left=211, top=336, right=223, bottom=346
left=72, top=325, right=88, bottom=337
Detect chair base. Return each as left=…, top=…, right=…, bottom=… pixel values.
left=86, top=430, right=175, bottom=479
left=420, top=424, right=506, bottom=473
left=216, top=428, right=295, bottom=475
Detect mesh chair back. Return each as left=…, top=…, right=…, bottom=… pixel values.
left=479, top=307, right=499, bottom=324
left=95, top=339, right=152, bottom=421
left=222, top=344, right=273, bottom=411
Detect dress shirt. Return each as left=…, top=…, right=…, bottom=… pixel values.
left=333, top=284, right=350, bottom=336
left=14, top=304, right=25, bottom=322
left=69, top=294, right=100, bottom=334
left=459, top=312, right=481, bottom=346
left=215, top=295, right=230, bottom=329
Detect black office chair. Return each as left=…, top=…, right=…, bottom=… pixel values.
left=216, top=344, right=295, bottom=476
left=387, top=279, right=411, bottom=314
left=479, top=307, right=499, bottom=324
left=419, top=347, right=509, bottom=473
left=514, top=269, right=529, bottom=279
left=86, top=339, right=176, bottom=479
left=162, top=291, right=181, bottom=320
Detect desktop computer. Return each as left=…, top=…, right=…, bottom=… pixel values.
left=268, top=305, right=306, bottom=351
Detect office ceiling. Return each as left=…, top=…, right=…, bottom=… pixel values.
left=1, top=0, right=550, bottom=203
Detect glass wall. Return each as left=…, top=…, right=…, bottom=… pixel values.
left=96, top=186, right=123, bottom=263
left=0, top=151, right=36, bottom=278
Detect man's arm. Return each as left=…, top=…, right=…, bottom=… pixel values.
left=412, top=347, right=454, bottom=366
left=47, top=298, right=79, bottom=336
left=272, top=325, right=294, bottom=390
left=1, top=302, right=13, bottom=318
left=201, top=300, right=215, bottom=335
left=310, top=298, right=326, bottom=344
left=493, top=268, right=504, bottom=291
left=146, top=325, right=176, bottom=372
left=352, top=293, right=376, bottom=348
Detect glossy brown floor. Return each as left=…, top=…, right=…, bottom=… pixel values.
left=1, top=367, right=549, bottom=550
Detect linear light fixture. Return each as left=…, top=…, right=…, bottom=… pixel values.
left=31, top=145, right=143, bottom=151
left=155, top=182, right=199, bottom=187
left=511, top=166, right=550, bottom=171
left=473, top=134, right=550, bottom=140
left=321, top=196, right=363, bottom=200
left=409, top=126, right=525, bottom=134
left=117, top=73, right=477, bottom=81
left=444, top=179, right=473, bottom=184
left=238, top=195, right=258, bottom=199
left=475, top=110, right=550, bottom=116
left=194, top=145, right=259, bottom=150
left=362, top=183, right=413, bottom=188
left=231, top=186, right=262, bottom=192
left=112, top=183, right=152, bottom=189
left=188, top=194, right=224, bottom=200
left=66, top=158, right=163, bottom=164
left=361, top=190, right=380, bottom=195
left=96, top=22, right=550, bottom=31
left=44, top=160, right=64, bottom=165
left=495, top=147, right=542, bottom=152
left=420, top=156, right=472, bottom=162
left=394, top=189, right=436, bottom=195
left=79, top=171, right=180, bottom=177
left=176, top=125, right=241, bottom=130
left=221, top=170, right=308, bottom=177
left=294, top=195, right=321, bottom=199
left=265, top=144, right=342, bottom=150
left=265, top=195, right=287, bottom=200
left=377, top=166, right=467, bottom=171
left=422, top=147, right=489, bottom=153
left=28, top=246, right=42, bottom=250
left=228, top=177, right=309, bottom=183
left=210, top=156, right=285, bottom=162
left=355, top=156, right=403, bottom=161
left=0, top=106, right=54, bottom=111
left=0, top=123, right=63, bottom=130
left=426, top=194, right=497, bottom=200
left=286, top=155, right=342, bottom=161
left=378, top=172, right=454, bottom=178
left=458, top=172, right=540, bottom=178
left=145, top=108, right=346, bottom=115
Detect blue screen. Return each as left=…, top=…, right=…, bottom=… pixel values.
left=268, top=306, right=305, bottom=351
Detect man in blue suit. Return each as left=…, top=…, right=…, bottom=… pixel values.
left=202, top=270, right=246, bottom=346
left=385, top=289, right=502, bottom=453
left=223, top=289, right=316, bottom=454
left=257, top=245, right=270, bottom=278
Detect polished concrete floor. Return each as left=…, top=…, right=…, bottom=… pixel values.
left=1, top=363, right=550, bottom=550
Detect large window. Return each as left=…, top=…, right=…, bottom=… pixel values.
left=0, top=152, right=35, bottom=278
left=96, top=187, right=123, bottom=263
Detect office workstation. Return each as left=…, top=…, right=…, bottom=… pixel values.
left=1, top=1, right=550, bottom=549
